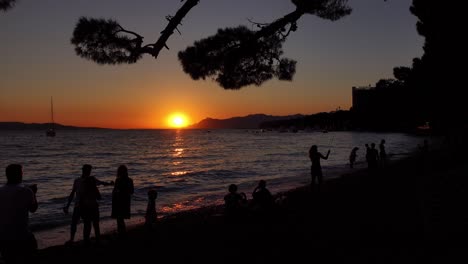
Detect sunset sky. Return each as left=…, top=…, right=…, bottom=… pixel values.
left=0, top=0, right=422, bottom=129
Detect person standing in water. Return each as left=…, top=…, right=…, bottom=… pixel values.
left=309, top=145, right=330, bottom=191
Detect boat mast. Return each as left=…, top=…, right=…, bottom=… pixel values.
left=50, top=96, right=54, bottom=127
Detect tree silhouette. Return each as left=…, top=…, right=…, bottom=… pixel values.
left=71, top=0, right=200, bottom=64
left=177, top=25, right=297, bottom=89
left=71, top=17, right=145, bottom=65
left=407, top=0, right=465, bottom=131
left=71, top=0, right=351, bottom=89
left=0, top=0, right=17, bottom=11
left=354, top=0, right=465, bottom=133
left=392, top=66, right=411, bottom=82
left=178, top=0, right=352, bottom=89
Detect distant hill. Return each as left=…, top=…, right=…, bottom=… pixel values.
left=0, top=122, right=104, bottom=130
left=189, top=114, right=304, bottom=129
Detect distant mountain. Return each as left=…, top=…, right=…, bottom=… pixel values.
left=0, top=122, right=105, bottom=130
left=189, top=114, right=305, bottom=129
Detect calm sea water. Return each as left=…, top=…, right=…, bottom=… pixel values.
left=0, top=129, right=422, bottom=231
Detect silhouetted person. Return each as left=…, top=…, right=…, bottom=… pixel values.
left=367, top=143, right=379, bottom=171
left=223, top=184, right=247, bottom=221
left=111, top=165, right=134, bottom=238
left=80, top=170, right=102, bottom=246
left=0, top=164, right=38, bottom=264
left=145, top=189, right=158, bottom=233
left=418, top=139, right=429, bottom=154
left=349, top=147, right=359, bottom=168
left=418, top=139, right=430, bottom=166
left=365, top=143, right=370, bottom=166
left=379, top=139, right=387, bottom=168
left=309, top=145, right=330, bottom=191
left=63, top=164, right=112, bottom=245
left=251, top=180, right=274, bottom=216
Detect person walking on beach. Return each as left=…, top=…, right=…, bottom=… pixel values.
left=349, top=147, right=359, bottom=168
left=0, top=164, right=38, bottom=264
left=111, top=165, right=134, bottom=238
left=309, top=145, right=330, bottom=191
left=379, top=139, right=387, bottom=168
left=63, top=164, right=113, bottom=245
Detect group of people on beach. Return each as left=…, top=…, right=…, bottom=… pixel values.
left=1, top=137, right=401, bottom=263
left=309, top=139, right=389, bottom=192
left=0, top=163, right=158, bottom=264
left=223, top=139, right=389, bottom=218
left=62, top=164, right=160, bottom=245
left=62, top=164, right=137, bottom=245
left=349, top=139, right=387, bottom=170
left=223, top=179, right=275, bottom=220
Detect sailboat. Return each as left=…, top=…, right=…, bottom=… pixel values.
left=46, top=97, right=56, bottom=137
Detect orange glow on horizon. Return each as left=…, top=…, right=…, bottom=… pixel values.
left=167, top=113, right=189, bottom=128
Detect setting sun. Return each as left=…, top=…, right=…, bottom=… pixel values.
left=168, top=113, right=189, bottom=128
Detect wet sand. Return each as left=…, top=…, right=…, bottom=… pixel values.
left=35, top=146, right=468, bottom=264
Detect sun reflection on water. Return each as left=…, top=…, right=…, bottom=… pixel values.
left=173, top=148, right=184, bottom=157
left=171, top=171, right=188, bottom=176
left=160, top=197, right=205, bottom=213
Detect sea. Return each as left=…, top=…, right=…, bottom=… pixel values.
left=0, top=129, right=425, bottom=248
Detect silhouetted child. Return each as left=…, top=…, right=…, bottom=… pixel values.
left=145, top=189, right=158, bottom=232
left=349, top=147, right=359, bottom=168
left=367, top=143, right=379, bottom=172
left=223, top=184, right=247, bottom=221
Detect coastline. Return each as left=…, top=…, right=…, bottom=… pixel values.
left=33, top=142, right=468, bottom=263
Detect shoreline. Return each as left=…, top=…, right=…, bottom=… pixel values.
left=34, top=142, right=468, bottom=263
left=33, top=154, right=391, bottom=249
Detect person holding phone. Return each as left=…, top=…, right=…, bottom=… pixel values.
left=0, top=164, right=38, bottom=264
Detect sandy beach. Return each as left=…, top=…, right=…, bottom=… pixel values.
left=29, top=142, right=468, bottom=264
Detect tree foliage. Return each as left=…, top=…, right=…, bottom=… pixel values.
left=408, top=0, right=465, bottom=129
left=179, top=0, right=351, bottom=89
left=71, top=0, right=200, bottom=64
left=359, top=0, right=465, bottom=132
left=292, top=0, right=352, bottom=20
left=71, top=17, right=144, bottom=64
left=70, top=0, right=350, bottom=89
left=392, top=66, right=411, bottom=82
left=178, top=26, right=296, bottom=89
left=0, top=0, right=17, bottom=11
